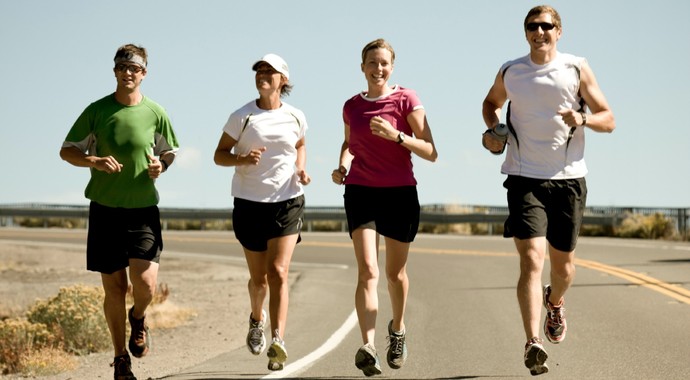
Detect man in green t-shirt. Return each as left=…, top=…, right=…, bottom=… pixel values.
left=60, top=43, right=179, bottom=380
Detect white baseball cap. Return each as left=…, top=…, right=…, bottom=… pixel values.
left=252, top=53, right=289, bottom=80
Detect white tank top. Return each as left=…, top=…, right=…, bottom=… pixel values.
left=500, top=52, right=587, bottom=179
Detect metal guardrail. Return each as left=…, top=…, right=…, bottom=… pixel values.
left=2, top=203, right=688, bottom=236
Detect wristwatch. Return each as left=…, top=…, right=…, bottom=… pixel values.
left=397, top=131, right=406, bottom=144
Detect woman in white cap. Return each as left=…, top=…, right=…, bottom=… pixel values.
left=214, top=53, right=310, bottom=372
left=331, top=38, right=438, bottom=376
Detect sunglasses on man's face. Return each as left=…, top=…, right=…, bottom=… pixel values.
left=525, top=22, right=556, bottom=32
left=115, top=63, right=145, bottom=74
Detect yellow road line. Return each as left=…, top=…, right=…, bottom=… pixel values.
left=299, top=240, right=690, bottom=305
left=575, top=258, right=690, bottom=305
left=8, top=233, right=688, bottom=305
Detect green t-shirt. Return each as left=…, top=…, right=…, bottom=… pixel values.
left=63, top=94, right=179, bottom=208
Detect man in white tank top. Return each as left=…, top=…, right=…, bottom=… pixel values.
left=481, top=5, right=615, bottom=377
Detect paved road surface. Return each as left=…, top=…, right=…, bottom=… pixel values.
left=2, top=229, right=689, bottom=379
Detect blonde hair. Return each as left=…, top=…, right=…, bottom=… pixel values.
left=361, top=38, right=395, bottom=64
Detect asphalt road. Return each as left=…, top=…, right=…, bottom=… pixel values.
left=2, top=229, right=689, bottom=379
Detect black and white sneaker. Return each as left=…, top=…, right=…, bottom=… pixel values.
left=246, top=309, right=266, bottom=355
left=386, top=320, right=407, bottom=369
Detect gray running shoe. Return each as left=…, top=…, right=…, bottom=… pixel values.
left=246, top=309, right=266, bottom=355
left=524, top=337, right=549, bottom=376
left=355, top=343, right=382, bottom=377
left=386, top=320, right=408, bottom=369
left=543, top=285, right=567, bottom=344
left=267, top=330, right=288, bottom=371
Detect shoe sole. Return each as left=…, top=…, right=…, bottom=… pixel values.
left=525, top=345, right=549, bottom=376
left=267, top=343, right=287, bottom=371
left=355, top=348, right=382, bottom=377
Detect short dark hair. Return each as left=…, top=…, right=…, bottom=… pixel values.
left=114, top=44, right=148, bottom=66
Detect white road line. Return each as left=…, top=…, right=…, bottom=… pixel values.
left=261, top=310, right=359, bottom=379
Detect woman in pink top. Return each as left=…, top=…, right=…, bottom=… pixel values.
left=331, top=38, right=438, bottom=376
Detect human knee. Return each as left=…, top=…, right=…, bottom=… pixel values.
left=519, top=253, right=545, bottom=275
left=551, top=261, right=576, bottom=281
left=358, top=264, right=379, bottom=283
left=267, top=264, right=289, bottom=285
left=248, top=277, right=268, bottom=292
left=385, top=267, right=407, bottom=285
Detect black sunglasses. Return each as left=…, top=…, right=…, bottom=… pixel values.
left=115, top=63, right=145, bottom=74
left=525, top=22, right=556, bottom=32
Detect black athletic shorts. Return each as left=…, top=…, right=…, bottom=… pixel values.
left=232, top=195, right=305, bottom=252
left=86, top=201, right=163, bottom=274
left=344, top=184, right=420, bottom=243
left=503, top=175, right=587, bottom=252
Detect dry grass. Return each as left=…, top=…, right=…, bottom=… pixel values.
left=0, top=319, right=55, bottom=374
left=17, top=347, right=78, bottom=376
left=616, top=212, right=676, bottom=239
left=1, top=283, right=195, bottom=376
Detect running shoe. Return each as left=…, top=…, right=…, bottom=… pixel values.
left=267, top=330, right=288, bottom=371
left=524, top=337, right=549, bottom=376
left=246, top=309, right=267, bottom=355
left=386, top=320, right=408, bottom=369
left=128, top=307, right=150, bottom=358
left=543, top=284, right=567, bottom=344
left=111, top=353, right=137, bottom=380
left=355, top=343, right=382, bottom=377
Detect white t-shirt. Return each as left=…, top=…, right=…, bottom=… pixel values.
left=501, top=52, right=588, bottom=179
left=223, top=100, right=308, bottom=202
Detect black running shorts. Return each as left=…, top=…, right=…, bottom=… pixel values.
left=503, top=175, right=587, bottom=252
left=344, top=185, right=420, bottom=243
left=86, top=202, right=163, bottom=274
left=232, top=195, right=305, bottom=252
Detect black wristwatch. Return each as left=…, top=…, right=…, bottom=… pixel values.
left=397, top=132, right=406, bottom=144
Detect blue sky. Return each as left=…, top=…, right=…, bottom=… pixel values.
left=1, top=0, right=688, bottom=209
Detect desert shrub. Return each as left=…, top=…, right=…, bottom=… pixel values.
left=580, top=224, right=615, bottom=237
left=16, top=347, right=77, bottom=376
left=14, top=218, right=86, bottom=229
left=615, top=212, right=676, bottom=239
left=164, top=219, right=232, bottom=230
left=26, top=285, right=110, bottom=355
left=308, top=220, right=345, bottom=232
left=0, top=319, right=55, bottom=374
left=469, top=223, right=504, bottom=236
